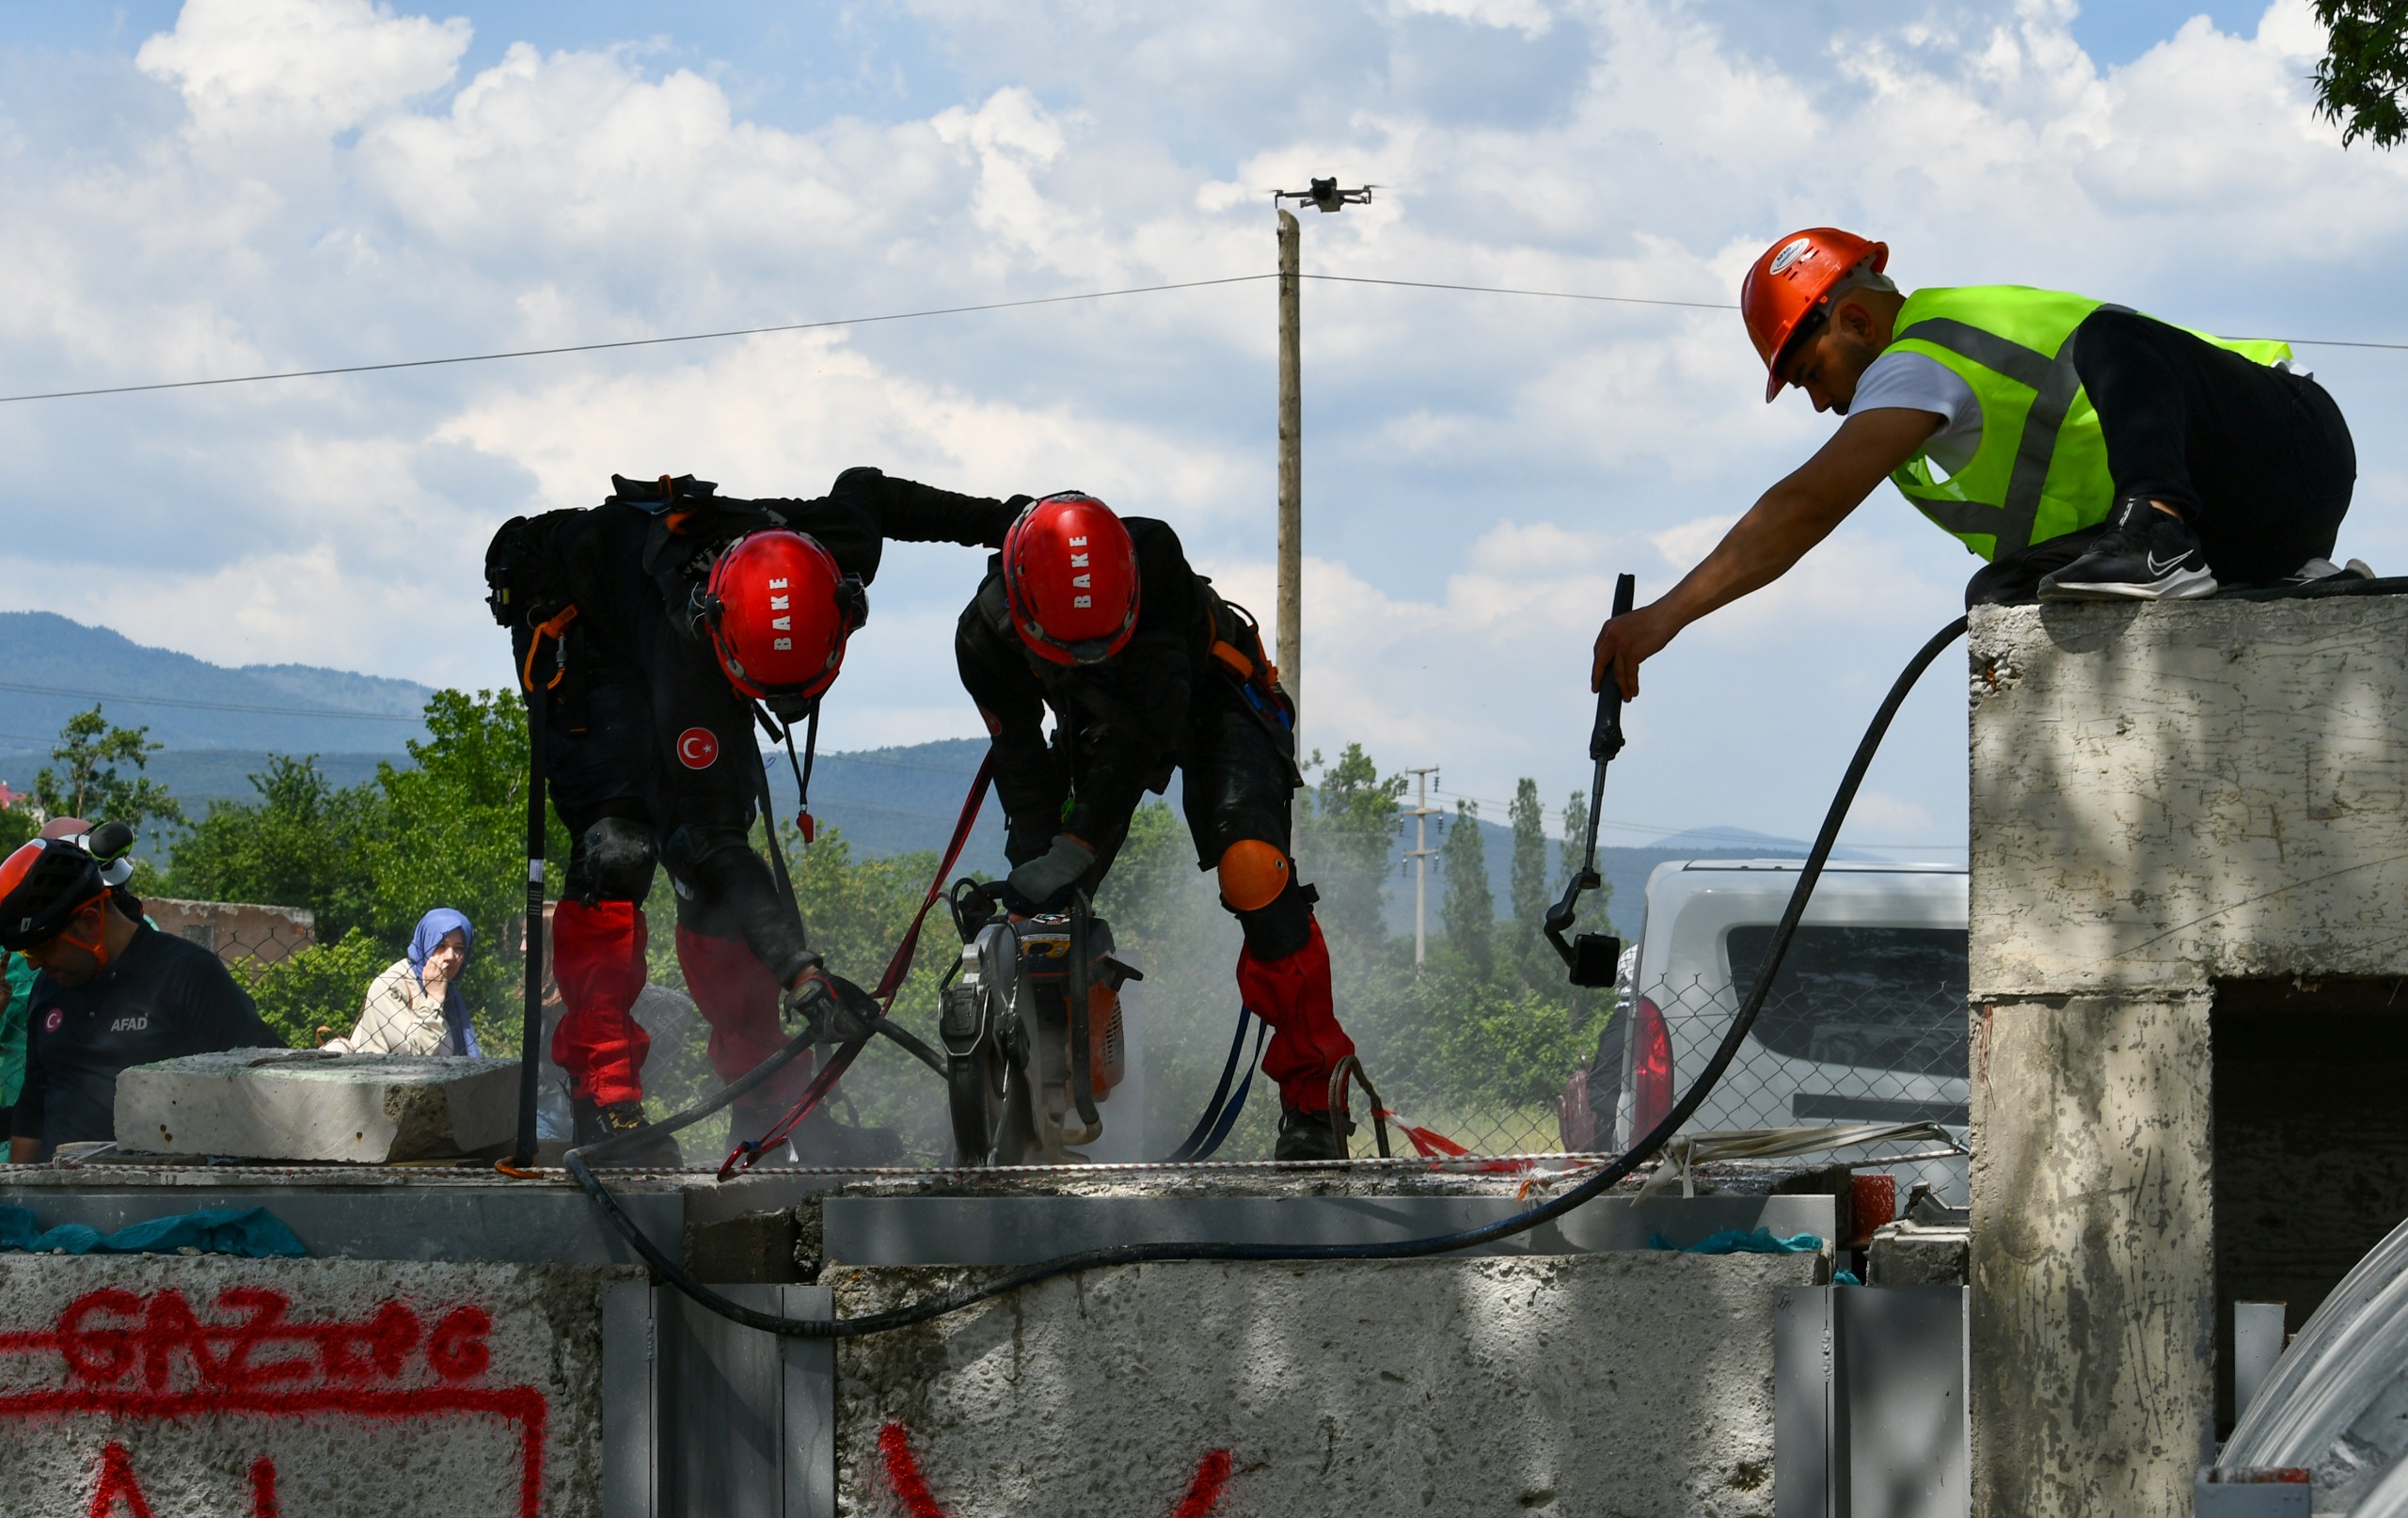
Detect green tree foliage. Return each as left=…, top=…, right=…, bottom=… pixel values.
left=0, top=803, right=36, bottom=854
left=2315, top=0, right=2408, bottom=148
left=246, top=929, right=390, bottom=1052
left=1296, top=743, right=1405, bottom=948
left=33, top=707, right=184, bottom=839
left=166, top=756, right=379, bottom=940
left=1508, top=778, right=1548, bottom=985
left=1439, top=799, right=1492, bottom=978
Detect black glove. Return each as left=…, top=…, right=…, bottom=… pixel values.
left=782, top=961, right=876, bottom=1043
left=1006, top=834, right=1094, bottom=914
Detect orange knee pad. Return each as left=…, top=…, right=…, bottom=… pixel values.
left=1217, top=840, right=1291, bottom=912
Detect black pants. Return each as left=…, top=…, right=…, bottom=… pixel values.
left=1968, top=308, right=2355, bottom=606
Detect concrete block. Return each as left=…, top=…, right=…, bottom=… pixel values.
left=832, top=1252, right=1810, bottom=1516
left=1867, top=1221, right=1971, bottom=1286
left=0, top=1254, right=634, bottom=1518
left=1969, top=598, right=2408, bottom=995
left=114, top=1048, right=520, bottom=1162
left=1969, top=993, right=2216, bottom=1518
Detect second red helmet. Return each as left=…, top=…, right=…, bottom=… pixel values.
left=1002, top=492, right=1141, bottom=666
left=704, top=530, right=866, bottom=707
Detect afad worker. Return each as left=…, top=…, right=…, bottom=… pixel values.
left=0, top=829, right=274, bottom=1162
left=1592, top=228, right=2358, bottom=700
left=485, top=467, right=1025, bottom=1164
left=955, top=494, right=1362, bottom=1161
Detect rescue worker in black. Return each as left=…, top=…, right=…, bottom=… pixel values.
left=485, top=467, right=1021, bottom=1163
left=954, top=492, right=1362, bottom=1161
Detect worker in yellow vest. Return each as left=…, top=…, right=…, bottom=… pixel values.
left=1592, top=228, right=2358, bottom=700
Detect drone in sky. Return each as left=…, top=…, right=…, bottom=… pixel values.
left=1271, top=179, right=1379, bottom=213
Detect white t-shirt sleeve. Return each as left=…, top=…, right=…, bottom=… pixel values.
left=1851, top=351, right=1984, bottom=477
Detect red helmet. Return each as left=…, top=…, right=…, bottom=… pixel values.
left=1001, top=493, right=1140, bottom=667
left=1740, top=228, right=1889, bottom=403
left=704, top=530, right=866, bottom=707
left=0, top=837, right=105, bottom=953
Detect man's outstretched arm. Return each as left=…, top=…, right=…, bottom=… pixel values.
left=1592, top=407, right=1941, bottom=697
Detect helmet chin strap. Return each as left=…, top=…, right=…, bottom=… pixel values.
left=51, top=893, right=113, bottom=973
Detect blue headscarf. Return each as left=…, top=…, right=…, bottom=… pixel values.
left=406, top=909, right=480, bottom=1057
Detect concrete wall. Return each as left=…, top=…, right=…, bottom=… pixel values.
left=0, top=1256, right=634, bottom=1518
left=1967, top=599, right=2408, bottom=1518
left=832, top=1252, right=1812, bottom=1517
left=146, top=897, right=317, bottom=970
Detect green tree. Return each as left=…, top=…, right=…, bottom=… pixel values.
left=1558, top=786, right=1613, bottom=946
left=245, top=928, right=388, bottom=1051
left=1439, top=799, right=1492, bottom=977
left=0, top=801, right=36, bottom=854
left=1295, top=742, right=1404, bottom=949
left=2315, top=0, right=2408, bottom=148
left=33, top=706, right=185, bottom=839
left=1507, top=778, right=1548, bottom=985
left=362, top=688, right=564, bottom=1044
left=165, top=756, right=379, bottom=940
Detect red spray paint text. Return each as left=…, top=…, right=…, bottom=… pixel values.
left=0, top=1288, right=547, bottom=1518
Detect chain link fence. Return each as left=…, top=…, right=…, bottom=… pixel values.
left=143, top=891, right=1971, bottom=1177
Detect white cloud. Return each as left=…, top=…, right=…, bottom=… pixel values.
left=138, top=0, right=468, bottom=141
left=3, top=0, right=2400, bottom=846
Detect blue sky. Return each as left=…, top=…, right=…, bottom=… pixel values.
left=0, top=0, right=2394, bottom=856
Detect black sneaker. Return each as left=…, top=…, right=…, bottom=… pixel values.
left=571, top=1097, right=684, bottom=1167
left=1275, top=1106, right=1354, bottom=1162
left=2038, top=498, right=2216, bottom=601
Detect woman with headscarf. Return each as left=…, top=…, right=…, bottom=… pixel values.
left=324, top=909, right=482, bottom=1057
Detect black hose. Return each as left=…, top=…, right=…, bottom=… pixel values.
left=569, top=615, right=1971, bottom=1337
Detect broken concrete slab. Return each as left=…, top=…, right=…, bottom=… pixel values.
left=1867, top=1219, right=1971, bottom=1286
left=113, top=1048, right=519, bottom=1162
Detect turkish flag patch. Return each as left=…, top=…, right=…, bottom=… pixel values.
left=676, top=727, right=721, bottom=769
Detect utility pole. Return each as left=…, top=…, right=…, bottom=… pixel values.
left=1276, top=208, right=1302, bottom=732
left=1403, top=766, right=1442, bottom=968
left=1267, top=178, right=1372, bottom=748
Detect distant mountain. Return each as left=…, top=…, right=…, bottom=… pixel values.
left=0, top=612, right=433, bottom=759
left=0, top=616, right=1936, bottom=938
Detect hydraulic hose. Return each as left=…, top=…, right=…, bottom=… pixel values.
left=568, top=615, right=1972, bottom=1338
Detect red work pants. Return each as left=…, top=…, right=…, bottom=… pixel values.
left=1234, top=918, right=1355, bottom=1113
left=550, top=900, right=652, bottom=1107
left=674, top=926, right=816, bottom=1113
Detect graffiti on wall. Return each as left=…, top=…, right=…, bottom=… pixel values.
left=878, top=1422, right=1232, bottom=1518
left=0, top=1287, right=547, bottom=1518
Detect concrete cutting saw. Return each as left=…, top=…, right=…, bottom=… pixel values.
left=939, top=880, right=1145, bottom=1163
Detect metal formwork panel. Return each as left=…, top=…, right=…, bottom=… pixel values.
left=600, top=1283, right=833, bottom=1518
left=1777, top=1285, right=1967, bottom=1518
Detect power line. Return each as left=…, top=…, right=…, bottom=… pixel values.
left=1301, top=273, right=1735, bottom=311
left=0, top=679, right=425, bottom=720
left=4, top=266, right=2400, bottom=405
left=0, top=275, right=1279, bottom=404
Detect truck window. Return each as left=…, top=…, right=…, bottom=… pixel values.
left=1722, top=925, right=1968, bottom=1076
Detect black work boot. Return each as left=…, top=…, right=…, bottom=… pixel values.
left=2037, top=497, right=2216, bottom=601
left=572, top=1097, right=684, bottom=1168
left=1275, top=1105, right=1354, bottom=1162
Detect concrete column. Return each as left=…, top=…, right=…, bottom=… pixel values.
left=1967, top=596, right=2408, bottom=1518
left=1969, top=993, right=2215, bottom=1517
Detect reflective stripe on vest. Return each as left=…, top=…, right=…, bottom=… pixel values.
left=1880, top=287, right=2292, bottom=561
left=1887, top=308, right=2120, bottom=556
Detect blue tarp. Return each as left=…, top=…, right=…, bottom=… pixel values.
left=1648, top=1226, right=1826, bottom=1256
left=0, top=1204, right=306, bottom=1257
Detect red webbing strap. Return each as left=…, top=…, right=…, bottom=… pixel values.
left=718, top=753, right=994, bottom=1178
left=871, top=751, right=994, bottom=1011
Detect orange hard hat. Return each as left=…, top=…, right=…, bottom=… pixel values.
left=1740, top=228, right=1889, bottom=402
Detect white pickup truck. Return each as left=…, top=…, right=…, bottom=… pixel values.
left=1560, top=858, right=1969, bottom=1201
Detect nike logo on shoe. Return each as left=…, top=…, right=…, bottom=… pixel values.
left=2145, top=551, right=2193, bottom=576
